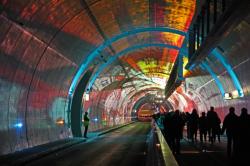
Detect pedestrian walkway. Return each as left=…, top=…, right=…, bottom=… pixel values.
left=175, top=132, right=232, bottom=166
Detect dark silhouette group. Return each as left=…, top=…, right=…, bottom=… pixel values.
left=159, top=106, right=250, bottom=164
left=163, top=109, right=185, bottom=154
left=222, top=107, right=250, bottom=165
left=185, top=107, right=221, bottom=144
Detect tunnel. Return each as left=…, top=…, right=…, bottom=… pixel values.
left=0, top=0, right=250, bottom=165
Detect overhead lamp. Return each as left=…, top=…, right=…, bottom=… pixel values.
left=84, top=93, right=89, bottom=101
left=14, top=123, right=23, bottom=128
left=224, top=90, right=243, bottom=100
left=232, top=90, right=240, bottom=99
left=93, top=118, right=98, bottom=122
left=224, top=92, right=232, bottom=100
left=56, top=119, right=65, bottom=125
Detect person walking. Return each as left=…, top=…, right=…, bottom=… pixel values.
left=185, top=112, right=191, bottom=140
left=214, top=113, right=221, bottom=143
left=199, top=112, right=208, bottom=142
left=83, top=111, right=90, bottom=138
left=221, top=107, right=239, bottom=158
left=171, top=110, right=185, bottom=154
left=189, top=109, right=199, bottom=142
left=237, top=108, right=250, bottom=164
left=207, top=106, right=219, bottom=144
left=163, top=111, right=174, bottom=145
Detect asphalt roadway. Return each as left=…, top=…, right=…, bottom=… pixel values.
left=27, top=122, right=151, bottom=166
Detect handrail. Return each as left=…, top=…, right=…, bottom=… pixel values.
left=154, top=122, right=178, bottom=166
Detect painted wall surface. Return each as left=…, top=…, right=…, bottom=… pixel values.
left=0, top=0, right=103, bottom=154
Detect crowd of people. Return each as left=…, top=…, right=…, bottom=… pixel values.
left=186, top=107, right=221, bottom=144
left=156, top=106, right=250, bottom=165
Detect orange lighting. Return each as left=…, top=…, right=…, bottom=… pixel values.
left=56, top=119, right=65, bottom=125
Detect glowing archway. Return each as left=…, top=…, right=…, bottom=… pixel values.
left=211, top=48, right=244, bottom=97
left=69, top=27, right=186, bottom=96
left=200, top=61, right=225, bottom=98
left=86, top=43, right=180, bottom=91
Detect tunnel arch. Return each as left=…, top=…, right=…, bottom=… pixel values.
left=131, top=94, right=174, bottom=118
left=67, top=28, right=186, bottom=134
left=86, top=43, right=180, bottom=91
left=82, top=45, right=244, bottom=118
left=74, top=41, right=182, bottom=128
left=68, top=27, right=186, bottom=97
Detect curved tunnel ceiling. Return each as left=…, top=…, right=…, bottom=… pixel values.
left=66, top=0, right=197, bottom=96
left=0, top=0, right=196, bottom=101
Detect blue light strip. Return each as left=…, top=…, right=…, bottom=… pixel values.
left=69, top=27, right=186, bottom=96
left=86, top=43, right=180, bottom=91
left=200, top=61, right=225, bottom=98
left=178, top=53, right=184, bottom=81
left=211, top=48, right=244, bottom=97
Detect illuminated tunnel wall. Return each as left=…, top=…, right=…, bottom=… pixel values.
left=0, top=1, right=104, bottom=154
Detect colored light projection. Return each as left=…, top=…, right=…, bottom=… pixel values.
left=169, top=86, right=197, bottom=113
left=162, top=0, right=195, bottom=32
left=85, top=0, right=195, bottom=80
left=117, top=0, right=195, bottom=85
left=183, top=56, right=190, bottom=77
left=122, top=47, right=178, bottom=80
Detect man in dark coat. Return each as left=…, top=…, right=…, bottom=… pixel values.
left=171, top=110, right=185, bottom=154
left=189, top=109, right=199, bottom=142
left=221, top=107, right=238, bottom=158
left=207, top=106, right=219, bottom=144
left=237, top=107, right=250, bottom=164
left=199, top=112, right=208, bottom=142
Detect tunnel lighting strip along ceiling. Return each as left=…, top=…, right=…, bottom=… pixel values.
left=211, top=48, right=244, bottom=97
left=86, top=43, right=180, bottom=91
left=200, top=61, right=225, bottom=98
left=68, top=27, right=186, bottom=96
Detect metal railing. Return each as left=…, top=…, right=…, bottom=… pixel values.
left=154, top=122, right=178, bottom=166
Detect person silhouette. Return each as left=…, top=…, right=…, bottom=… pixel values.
left=237, top=107, right=250, bottom=164
left=207, top=106, right=219, bottom=144
left=171, top=110, right=185, bottom=154
left=83, top=112, right=90, bottom=138
left=189, top=109, right=199, bottom=142
left=221, top=107, right=238, bottom=158
left=185, top=112, right=191, bottom=140
left=163, top=111, right=174, bottom=145
left=214, top=113, right=221, bottom=143
left=199, top=112, right=208, bottom=142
